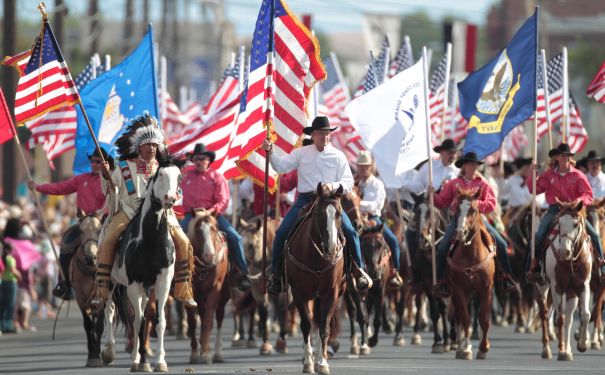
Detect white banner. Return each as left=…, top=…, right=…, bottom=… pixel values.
left=345, top=59, right=428, bottom=188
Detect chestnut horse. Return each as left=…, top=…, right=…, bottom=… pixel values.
left=586, top=198, right=605, bottom=349
left=447, top=188, right=496, bottom=360
left=286, top=184, right=345, bottom=374
left=186, top=209, right=230, bottom=364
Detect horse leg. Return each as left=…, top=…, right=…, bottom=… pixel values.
left=91, top=308, right=105, bottom=367
left=477, top=290, right=492, bottom=359
left=344, top=291, right=359, bottom=355
left=143, top=299, right=155, bottom=357
left=272, top=294, right=288, bottom=354
left=453, top=292, right=472, bottom=360
left=152, top=270, right=171, bottom=372
left=213, top=289, right=228, bottom=363
left=295, top=298, right=314, bottom=373
left=81, top=309, right=97, bottom=367
left=126, top=285, right=146, bottom=371
left=536, top=286, right=552, bottom=359
left=164, top=297, right=174, bottom=336
left=317, top=294, right=338, bottom=375
left=411, top=293, right=423, bottom=345
left=259, top=302, right=274, bottom=355
left=577, top=281, right=591, bottom=353
left=440, top=300, right=451, bottom=352
left=591, top=285, right=605, bottom=349
left=247, top=309, right=257, bottom=348
left=101, top=299, right=117, bottom=365
left=199, top=293, right=217, bottom=364
left=369, top=287, right=383, bottom=348
left=428, top=296, right=444, bottom=353
left=560, top=296, right=578, bottom=361
left=187, top=304, right=200, bottom=363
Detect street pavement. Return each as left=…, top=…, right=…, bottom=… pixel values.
left=1, top=302, right=604, bottom=375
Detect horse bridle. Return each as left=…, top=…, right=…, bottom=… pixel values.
left=554, top=209, right=587, bottom=261
left=456, top=201, right=480, bottom=246
left=311, top=197, right=344, bottom=258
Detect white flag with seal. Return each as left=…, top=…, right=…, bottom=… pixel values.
left=345, top=59, right=428, bottom=188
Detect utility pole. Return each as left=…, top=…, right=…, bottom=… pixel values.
left=52, top=0, right=67, bottom=181
left=142, top=0, right=150, bottom=36
left=123, top=0, right=134, bottom=55
left=2, top=0, right=17, bottom=203
left=171, top=0, right=181, bottom=102
left=88, top=0, right=100, bottom=56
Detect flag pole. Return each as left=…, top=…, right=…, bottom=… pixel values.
left=530, top=6, right=539, bottom=263
left=540, top=49, right=553, bottom=149
left=422, top=46, right=437, bottom=286
left=231, top=46, right=246, bottom=228
left=562, top=46, right=569, bottom=144
left=440, top=42, right=452, bottom=142
left=395, top=190, right=413, bottom=276
left=331, top=52, right=351, bottom=101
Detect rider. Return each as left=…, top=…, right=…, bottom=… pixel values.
left=262, top=116, right=372, bottom=295
left=585, top=150, right=605, bottom=199
left=526, top=143, right=605, bottom=281
left=355, top=151, right=404, bottom=288
left=28, top=147, right=113, bottom=300
left=180, top=143, right=251, bottom=291
left=500, top=157, right=533, bottom=225
left=90, top=114, right=197, bottom=310
left=431, top=152, right=516, bottom=297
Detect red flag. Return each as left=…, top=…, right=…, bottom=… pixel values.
left=0, top=89, right=16, bottom=144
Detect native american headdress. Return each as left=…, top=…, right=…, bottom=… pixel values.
left=115, top=113, right=166, bottom=161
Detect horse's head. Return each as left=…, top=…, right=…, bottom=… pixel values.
left=191, top=209, right=220, bottom=265
left=239, top=217, right=263, bottom=266
left=341, top=186, right=363, bottom=232
left=313, top=183, right=344, bottom=255
left=411, top=193, right=430, bottom=247
left=555, top=198, right=586, bottom=260
left=78, top=214, right=102, bottom=266
left=150, top=153, right=186, bottom=209
left=587, top=197, right=605, bottom=229
left=360, top=220, right=387, bottom=280
left=455, top=187, right=481, bottom=241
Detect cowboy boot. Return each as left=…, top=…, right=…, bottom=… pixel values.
left=267, top=261, right=284, bottom=295
left=237, top=273, right=251, bottom=291
left=53, top=253, right=74, bottom=300
left=431, top=279, right=450, bottom=298
left=174, top=260, right=197, bottom=309
left=388, top=269, right=403, bottom=288
left=90, top=263, right=112, bottom=310
left=354, top=267, right=373, bottom=292
left=526, top=259, right=542, bottom=284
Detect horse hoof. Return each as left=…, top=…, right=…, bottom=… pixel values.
left=328, top=339, right=340, bottom=353
left=557, top=352, right=573, bottom=361
left=541, top=347, right=552, bottom=359
left=101, top=344, right=116, bottom=365
left=515, top=326, right=526, bottom=334
left=271, top=321, right=280, bottom=334
left=327, top=346, right=335, bottom=359
left=359, top=344, right=371, bottom=356
left=393, top=337, right=406, bottom=347
left=201, top=353, right=213, bottom=365
left=275, top=338, right=288, bottom=354
left=432, top=344, right=445, bottom=354
left=130, top=363, right=139, bottom=372
left=86, top=358, right=104, bottom=367
left=260, top=342, right=274, bottom=356
left=189, top=354, right=202, bottom=364
left=213, top=353, right=224, bottom=363
left=443, top=344, right=451, bottom=352
left=154, top=363, right=168, bottom=372
left=476, top=351, right=487, bottom=360
left=411, top=334, right=422, bottom=345
left=350, top=345, right=360, bottom=355
left=591, top=341, right=601, bottom=350
left=456, top=350, right=472, bottom=360
left=317, top=364, right=330, bottom=375
left=247, top=339, right=257, bottom=349
left=577, top=341, right=588, bottom=353
left=450, top=343, right=458, bottom=351
left=138, top=363, right=152, bottom=372
left=232, top=339, right=246, bottom=348
left=526, top=326, right=536, bottom=334
left=368, top=336, right=378, bottom=348
left=303, top=364, right=315, bottom=373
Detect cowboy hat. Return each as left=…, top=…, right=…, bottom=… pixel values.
left=585, top=150, right=605, bottom=162
left=88, top=147, right=115, bottom=170
left=187, top=143, right=216, bottom=163
left=454, top=152, right=484, bottom=168
left=550, top=143, right=575, bottom=157
left=433, top=138, right=457, bottom=153
left=513, top=157, right=532, bottom=170
left=355, top=151, right=373, bottom=165
left=302, top=116, right=338, bottom=135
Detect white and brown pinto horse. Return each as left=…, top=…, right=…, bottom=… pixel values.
left=537, top=199, right=592, bottom=361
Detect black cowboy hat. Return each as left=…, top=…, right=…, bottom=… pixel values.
left=187, top=143, right=216, bottom=163
left=513, top=157, right=533, bottom=170
left=550, top=143, right=575, bottom=157
left=88, top=147, right=114, bottom=170
left=454, top=152, right=484, bottom=168
left=576, top=156, right=588, bottom=170
left=433, top=138, right=457, bottom=153
left=585, top=150, right=605, bottom=163
left=302, top=116, right=338, bottom=135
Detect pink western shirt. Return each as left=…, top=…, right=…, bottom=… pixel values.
left=434, top=174, right=497, bottom=214
left=526, top=166, right=593, bottom=206
left=181, top=166, right=230, bottom=215
left=35, top=173, right=105, bottom=215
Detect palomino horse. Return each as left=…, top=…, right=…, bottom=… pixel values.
left=186, top=209, right=230, bottom=364
left=409, top=192, right=452, bottom=353
left=68, top=213, right=104, bottom=367
left=586, top=198, right=605, bottom=349
left=541, top=200, right=593, bottom=361
left=102, top=154, right=184, bottom=372
left=286, top=184, right=345, bottom=374
left=447, top=188, right=496, bottom=360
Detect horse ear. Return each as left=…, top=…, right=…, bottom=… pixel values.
left=575, top=200, right=584, bottom=211
left=472, top=189, right=481, bottom=200
left=254, top=218, right=262, bottom=232
left=317, top=182, right=323, bottom=197
left=411, top=192, right=420, bottom=203
left=599, top=198, right=605, bottom=208
left=239, top=218, right=247, bottom=229
left=336, top=184, right=344, bottom=197
left=76, top=208, right=85, bottom=219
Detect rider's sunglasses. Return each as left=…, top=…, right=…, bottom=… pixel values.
left=192, top=156, right=209, bottom=162
left=90, top=159, right=102, bottom=164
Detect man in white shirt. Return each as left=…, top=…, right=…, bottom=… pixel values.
left=262, top=116, right=371, bottom=295
left=356, top=151, right=403, bottom=288
left=585, top=151, right=605, bottom=199
left=502, top=158, right=533, bottom=209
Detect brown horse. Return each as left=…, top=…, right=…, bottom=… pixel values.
left=186, top=209, right=230, bottom=364
left=586, top=198, right=605, bottom=350
left=447, top=188, right=496, bottom=360
left=286, top=184, right=345, bottom=374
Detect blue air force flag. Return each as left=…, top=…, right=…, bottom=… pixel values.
left=459, top=11, right=537, bottom=159
left=345, top=59, right=427, bottom=188
left=73, top=27, right=159, bottom=174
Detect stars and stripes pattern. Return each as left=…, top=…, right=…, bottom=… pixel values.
left=536, top=53, right=587, bottom=153
left=202, top=52, right=243, bottom=119
left=586, top=61, right=605, bottom=103
left=236, top=0, right=326, bottom=191
left=388, top=36, right=414, bottom=78
left=353, top=54, right=380, bottom=98
left=318, top=55, right=365, bottom=162
left=162, top=91, right=192, bottom=144
left=373, top=36, right=390, bottom=84
left=501, top=125, right=529, bottom=161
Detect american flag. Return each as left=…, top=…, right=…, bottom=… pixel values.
left=388, top=35, right=414, bottom=78
left=536, top=53, right=587, bottom=153
left=236, top=0, right=326, bottom=191
left=202, top=52, right=243, bottom=119
left=373, top=36, right=390, bottom=84
left=501, top=125, right=529, bottom=161
left=353, top=53, right=380, bottom=98
left=318, top=55, right=365, bottom=162
left=586, top=61, right=605, bottom=103
left=11, top=19, right=79, bottom=125
left=162, top=91, right=191, bottom=144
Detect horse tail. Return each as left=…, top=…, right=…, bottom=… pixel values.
left=111, top=284, right=131, bottom=332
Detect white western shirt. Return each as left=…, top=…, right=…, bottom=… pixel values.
left=269, top=144, right=354, bottom=194
left=358, top=175, right=386, bottom=217
left=503, top=174, right=533, bottom=207
left=587, top=171, right=605, bottom=199
left=403, top=159, right=459, bottom=194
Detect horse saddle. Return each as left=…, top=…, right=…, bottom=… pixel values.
left=60, top=224, right=82, bottom=254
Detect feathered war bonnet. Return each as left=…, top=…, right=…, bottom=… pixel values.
left=115, top=113, right=166, bottom=161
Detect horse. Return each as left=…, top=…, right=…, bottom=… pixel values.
left=286, top=183, right=345, bottom=374
left=67, top=213, right=104, bottom=367
left=542, top=199, right=592, bottom=361
left=408, top=192, right=452, bottom=353
left=101, top=154, right=184, bottom=372
left=186, top=209, right=230, bottom=364
left=586, top=198, right=605, bottom=349
left=447, top=187, right=497, bottom=360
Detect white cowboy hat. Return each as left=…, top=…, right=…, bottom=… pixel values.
left=355, top=151, right=373, bottom=165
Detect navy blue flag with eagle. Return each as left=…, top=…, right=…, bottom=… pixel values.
left=459, top=10, right=537, bottom=159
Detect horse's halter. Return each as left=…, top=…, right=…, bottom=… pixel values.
left=555, top=209, right=586, bottom=261
left=456, top=198, right=480, bottom=244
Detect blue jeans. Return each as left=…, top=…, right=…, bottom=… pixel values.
left=436, top=218, right=512, bottom=279
left=369, top=215, right=400, bottom=269
left=0, top=280, right=17, bottom=331
left=272, top=193, right=364, bottom=273
left=181, top=213, right=249, bottom=274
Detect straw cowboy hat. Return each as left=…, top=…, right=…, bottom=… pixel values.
left=355, top=151, right=373, bottom=165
